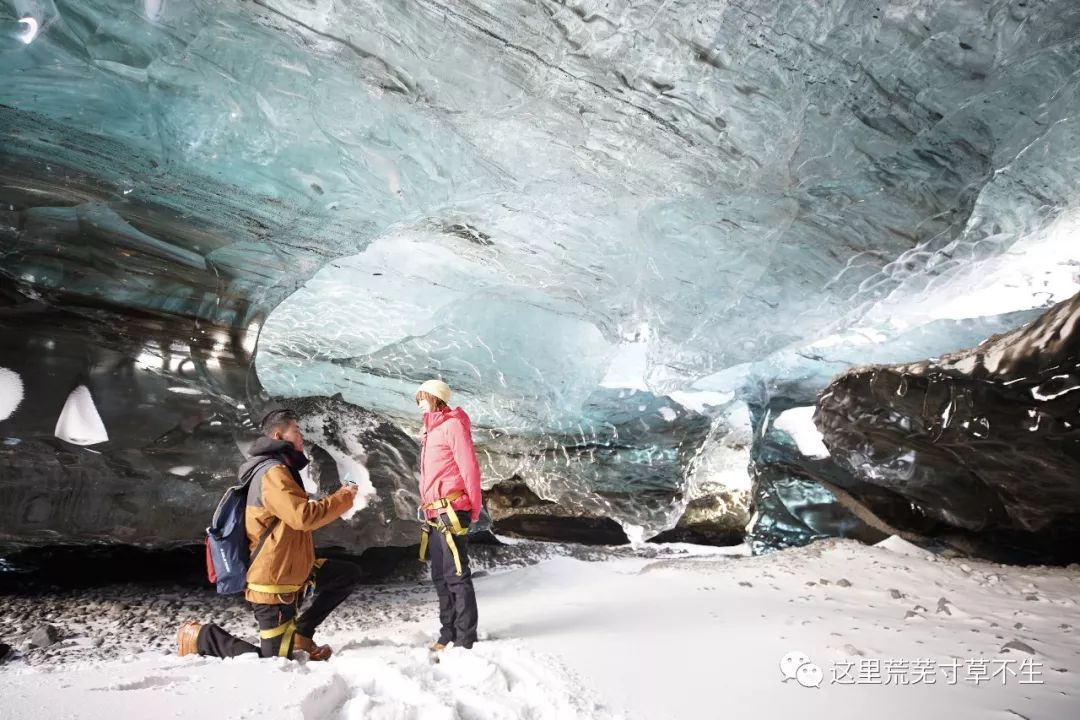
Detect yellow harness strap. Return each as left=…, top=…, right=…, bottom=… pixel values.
left=248, top=559, right=324, bottom=598
left=417, top=492, right=469, bottom=576
left=422, top=489, right=466, bottom=513
left=251, top=560, right=329, bottom=658
left=259, top=619, right=297, bottom=657
left=246, top=583, right=303, bottom=594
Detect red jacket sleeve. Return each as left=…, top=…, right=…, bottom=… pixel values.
left=448, top=418, right=483, bottom=522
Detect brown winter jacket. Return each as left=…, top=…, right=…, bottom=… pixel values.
left=241, top=438, right=353, bottom=604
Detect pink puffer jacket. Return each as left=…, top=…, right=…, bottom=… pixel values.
left=419, top=407, right=482, bottom=522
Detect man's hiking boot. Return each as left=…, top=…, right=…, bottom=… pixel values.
left=429, top=642, right=447, bottom=652
left=176, top=621, right=201, bottom=657
left=293, top=633, right=332, bottom=661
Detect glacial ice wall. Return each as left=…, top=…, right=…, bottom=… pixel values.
left=2, top=0, right=1080, bottom=549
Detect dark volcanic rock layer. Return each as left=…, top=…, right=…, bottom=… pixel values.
left=484, top=477, right=630, bottom=545
left=0, top=382, right=421, bottom=553
left=816, top=293, right=1080, bottom=562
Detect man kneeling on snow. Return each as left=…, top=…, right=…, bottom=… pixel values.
left=177, top=409, right=360, bottom=661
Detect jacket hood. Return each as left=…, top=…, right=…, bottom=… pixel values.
left=239, top=437, right=309, bottom=482
left=248, top=436, right=294, bottom=457
left=449, top=406, right=471, bottom=431
left=423, top=406, right=471, bottom=434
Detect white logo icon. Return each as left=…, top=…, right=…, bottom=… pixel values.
left=796, top=662, right=823, bottom=688
left=780, top=651, right=823, bottom=688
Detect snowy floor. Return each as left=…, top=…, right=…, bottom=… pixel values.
left=2, top=538, right=1079, bottom=720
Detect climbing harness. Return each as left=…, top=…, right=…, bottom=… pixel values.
left=417, top=490, right=469, bottom=576
left=251, top=559, right=326, bottom=655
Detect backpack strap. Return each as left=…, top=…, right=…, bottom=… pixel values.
left=248, top=517, right=280, bottom=568
left=244, top=457, right=286, bottom=506
left=244, top=457, right=286, bottom=568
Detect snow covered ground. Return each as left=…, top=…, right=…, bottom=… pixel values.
left=2, top=538, right=1079, bottom=720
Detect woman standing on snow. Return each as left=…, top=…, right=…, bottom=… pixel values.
left=415, top=379, right=482, bottom=652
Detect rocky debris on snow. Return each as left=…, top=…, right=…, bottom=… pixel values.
left=25, top=624, right=60, bottom=649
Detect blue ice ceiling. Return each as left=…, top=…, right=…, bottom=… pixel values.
left=2, top=0, right=1080, bottom=547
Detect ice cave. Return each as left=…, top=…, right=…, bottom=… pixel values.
left=1, top=1, right=1079, bottom=718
